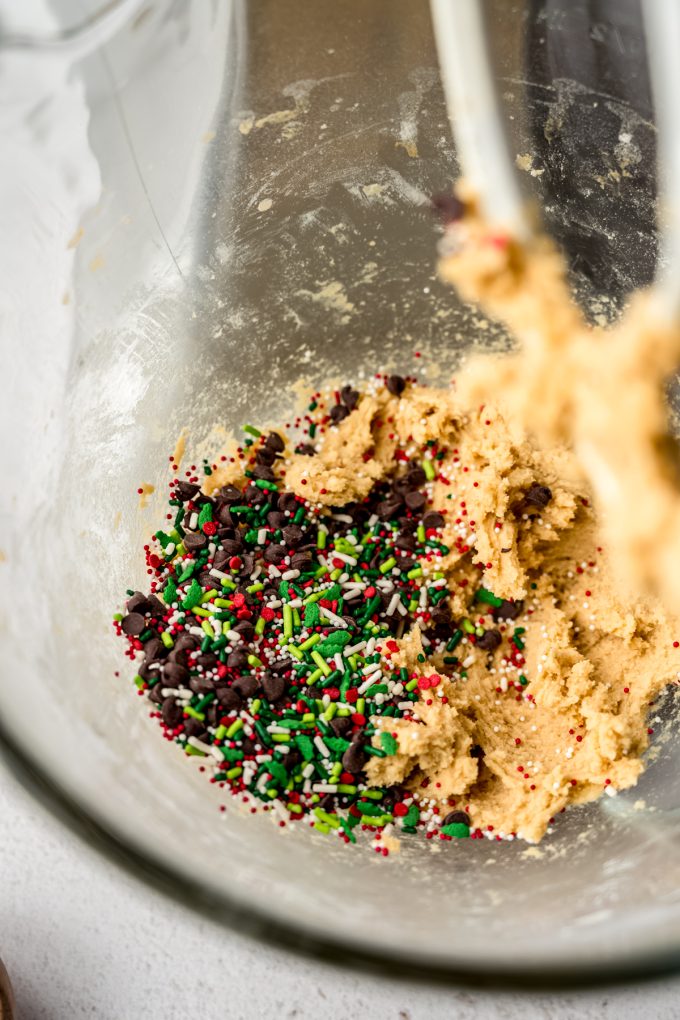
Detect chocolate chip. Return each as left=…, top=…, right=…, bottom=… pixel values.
left=196, top=653, right=218, bottom=670
left=263, top=544, right=287, bottom=565
left=396, top=533, right=417, bottom=552
left=282, top=524, right=303, bottom=547
left=269, top=658, right=292, bottom=674
left=330, top=716, right=352, bottom=737
left=252, top=464, right=276, bottom=482
left=147, top=594, right=166, bottom=617
left=216, top=503, right=234, bottom=527
left=163, top=661, right=189, bottom=686
left=220, top=538, right=243, bottom=557
left=386, top=374, right=406, bottom=396
left=406, top=465, right=427, bottom=488
left=175, top=481, right=200, bottom=501
left=143, top=637, right=166, bottom=662
left=290, top=551, right=312, bottom=571
left=127, top=591, right=151, bottom=615
left=262, top=672, right=286, bottom=702
left=423, top=511, right=445, bottom=529
left=148, top=683, right=165, bottom=705
left=183, top=532, right=208, bottom=553
left=215, top=687, right=242, bottom=711
left=174, top=636, right=197, bottom=652
left=296, top=443, right=316, bottom=456
left=431, top=192, right=465, bottom=224
left=233, top=675, right=261, bottom=699
left=183, top=718, right=207, bottom=740
left=255, top=446, right=276, bottom=467
left=476, top=628, right=502, bottom=651
left=376, top=495, right=404, bottom=520
left=233, top=620, right=255, bottom=642
left=227, top=648, right=249, bottom=670
left=525, top=484, right=552, bottom=508
left=443, top=809, right=471, bottom=826
left=342, top=742, right=368, bottom=774
left=121, top=612, right=145, bottom=636
left=318, top=793, right=336, bottom=811
left=330, top=404, right=350, bottom=425
left=189, top=676, right=215, bottom=695
left=470, top=745, right=484, bottom=759
left=404, top=490, right=426, bottom=512
left=197, top=571, right=216, bottom=589
left=162, top=698, right=183, bottom=728
left=266, top=511, right=285, bottom=529
left=340, top=385, right=359, bottom=410
left=244, top=484, right=266, bottom=505
left=278, top=492, right=298, bottom=513
left=492, top=599, right=525, bottom=621
left=265, top=432, right=285, bottom=453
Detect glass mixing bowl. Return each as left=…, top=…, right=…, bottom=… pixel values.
left=3, top=0, right=680, bottom=988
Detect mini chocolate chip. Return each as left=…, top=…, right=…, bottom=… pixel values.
left=164, top=661, right=190, bottom=686
left=121, top=612, right=145, bottom=636
left=143, top=636, right=166, bottom=661
left=492, top=599, right=525, bottom=621
left=330, top=404, right=350, bottom=425
left=218, top=484, right=242, bottom=504
left=476, top=628, right=502, bottom=651
left=148, top=683, right=165, bottom=705
left=216, top=503, right=234, bottom=527
left=263, top=544, right=287, bottom=564
left=386, top=374, right=406, bottom=396
left=470, top=745, right=484, bottom=759
left=205, top=703, right=219, bottom=727
left=396, top=533, right=417, bottom=552
left=233, top=675, right=261, bottom=699
left=330, top=716, right=352, bottom=737
left=431, top=192, right=465, bottom=224
left=220, top=538, right=243, bottom=557
left=422, top=511, right=445, bottom=529
left=227, top=648, right=249, bottom=670
left=252, top=464, right=276, bottom=482
left=183, top=718, right=207, bottom=740
left=443, top=809, right=471, bottom=826
left=296, top=443, right=316, bottom=456
left=267, top=511, right=286, bottom=528
left=265, top=432, right=285, bottom=453
left=282, top=524, right=303, bottom=546
left=173, top=633, right=199, bottom=653
left=255, top=446, right=276, bottom=466
left=197, top=653, right=218, bottom=670
left=147, top=594, right=166, bottom=617
left=183, top=532, right=208, bottom=552
left=162, top=698, right=183, bottom=728
left=376, top=495, right=404, bottom=520
left=262, top=672, right=286, bottom=702
left=318, top=793, right=336, bottom=811
left=278, top=492, right=299, bottom=513
left=233, top=620, right=255, bottom=642
left=127, top=591, right=151, bottom=615
left=342, top=742, right=368, bottom=774
left=189, top=676, right=215, bottom=695
left=406, top=464, right=427, bottom=487
left=525, top=483, right=552, bottom=508
left=340, top=385, right=359, bottom=410
left=175, top=481, right=200, bottom=501
left=404, top=490, right=426, bottom=512
left=215, top=687, right=242, bottom=711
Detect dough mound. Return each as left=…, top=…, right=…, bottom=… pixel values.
left=289, top=382, right=679, bottom=842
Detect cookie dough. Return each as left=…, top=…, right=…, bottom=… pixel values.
left=437, top=189, right=680, bottom=617
left=284, top=382, right=679, bottom=841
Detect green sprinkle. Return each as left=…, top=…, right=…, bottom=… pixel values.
left=183, top=707, right=205, bottom=722
left=163, top=578, right=177, bottom=604
left=160, top=631, right=174, bottom=650
left=247, top=654, right=263, bottom=667
left=294, top=734, right=315, bottom=761
left=243, top=424, right=261, bottom=437
left=197, top=503, right=213, bottom=529
left=316, top=528, right=327, bottom=550
left=441, top=822, right=470, bottom=838
left=255, top=479, right=277, bottom=491
left=226, top=766, right=243, bottom=780
left=226, top=718, right=243, bottom=739
left=181, top=578, right=203, bottom=611
left=379, top=557, right=397, bottom=574
left=380, top=732, right=399, bottom=755
left=422, top=459, right=436, bottom=481
left=407, top=566, right=423, bottom=580
left=461, top=618, right=476, bottom=634
left=184, top=744, right=207, bottom=757
left=519, top=674, right=529, bottom=686
left=283, top=604, right=293, bottom=639
left=255, top=615, right=266, bottom=636
left=475, top=587, right=503, bottom=607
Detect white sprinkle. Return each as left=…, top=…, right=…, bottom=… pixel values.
left=358, top=674, right=381, bottom=695
left=362, top=661, right=382, bottom=676
left=188, top=626, right=205, bottom=638
left=331, top=513, right=353, bottom=523
left=314, top=736, right=330, bottom=758
left=386, top=593, right=402, bottom=616
left=281, top=569, right=300, bottom=580
left=302, top=763, right=315, bottom=778
left=333, top=552, right=357, bottom=566
left=187, top=736, right=216, bottom=757
left=210, top=568, right=229, bottom=580
left=319, top=606, right=347, bottom=627
left=258, top=528, right=267, bottom=544
left=312, top=783, right=339, bottom=793
left=189, top=512, right=198, bottom=530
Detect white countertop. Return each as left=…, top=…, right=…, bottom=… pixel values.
left=1, top=771, right=678, bottom=1020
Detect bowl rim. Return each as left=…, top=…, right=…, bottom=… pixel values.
left=2, top=714, right=680, bottom=991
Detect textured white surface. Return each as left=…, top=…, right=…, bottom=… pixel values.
left=1, top=771, right=679, bottom=1020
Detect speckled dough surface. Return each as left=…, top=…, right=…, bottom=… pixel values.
left=282, top=383, right=679, bottom=842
